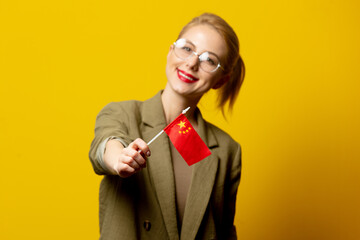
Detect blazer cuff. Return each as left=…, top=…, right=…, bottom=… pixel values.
left=96, top=136, right=128, bottom=172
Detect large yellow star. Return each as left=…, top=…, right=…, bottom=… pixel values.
left=177, top=120, right=186, bottom=129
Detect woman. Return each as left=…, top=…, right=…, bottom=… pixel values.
left=89, top=13, right=245, bottom=240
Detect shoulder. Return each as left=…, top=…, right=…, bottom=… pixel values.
left=205, top=120, right=240, bottom=151
left=101, top=100, right=143, bottom=114
left=99, top=91, right=162, bottom=118
left=204, top=120, right=241, bottom=169
left=98, top=100, right=144, bottom=121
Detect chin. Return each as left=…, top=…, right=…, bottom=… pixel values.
left=174, top=86, right=207, bottom=101
left=173, top=85, right=193, bottom=96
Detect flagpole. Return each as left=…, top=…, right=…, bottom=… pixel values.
left=182, top=106, right=190, bottom=114
left=147, top=130, right=164, bottom=145
left=146, top=106, right=190, bottom=146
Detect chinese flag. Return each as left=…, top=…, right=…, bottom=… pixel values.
left=164, top=113, right=211, bottom=166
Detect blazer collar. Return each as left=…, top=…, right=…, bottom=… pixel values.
left=179, top=109, right=219, bottom=239
left=194, top=108, right=218, bottom=149
left=141, top=90, right=167, bottom=128
left=141, top=91, right=179, bottom=238
left=141, top=91, right=220, bottom=239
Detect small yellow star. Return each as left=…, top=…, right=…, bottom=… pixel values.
left=178, top=120, right=186, bottom=129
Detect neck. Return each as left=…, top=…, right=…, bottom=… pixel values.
left=161, top=86, right=200, bottom=126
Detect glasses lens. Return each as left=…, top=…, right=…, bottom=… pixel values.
left=173, top=39, right=221, bottom=73
left=199, top=52, right=220, bottom=72
left=174, top=39, right=195, bottom=60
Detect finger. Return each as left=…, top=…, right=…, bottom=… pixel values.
left=122, top=154, right=142, bottom=170
left=129, top=138, right=151, bottom=158
left=124, top=148, right=146, bottom=168
left=117, top=162, right=136, bottom=178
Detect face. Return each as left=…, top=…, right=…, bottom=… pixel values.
left=165, top=24, right=228, bottom=101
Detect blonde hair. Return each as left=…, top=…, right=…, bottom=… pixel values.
left=178, top=13, right=245, bottom=113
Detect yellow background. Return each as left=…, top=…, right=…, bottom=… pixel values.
left=1, top=0, right=359, bottom=239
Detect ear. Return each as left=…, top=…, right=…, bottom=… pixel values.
left=212, top=74, right=230, bottom=89
left=167, top=44, right=174, bottom=58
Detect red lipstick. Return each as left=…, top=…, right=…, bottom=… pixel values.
left=177, top=69, right=199, bottom=83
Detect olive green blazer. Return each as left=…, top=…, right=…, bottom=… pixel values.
left=89, top=91, right=241, bottom=240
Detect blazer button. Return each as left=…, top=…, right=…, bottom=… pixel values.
left=143, top=220, right=151, bottom=231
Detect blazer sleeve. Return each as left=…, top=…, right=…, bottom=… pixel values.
left=89, top=102, right=134, bottom=175
left=225, top=143, right=242, bottom=239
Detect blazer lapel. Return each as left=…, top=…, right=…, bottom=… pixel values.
left=180, top=111, right=219, bottom=240
left=141, top=92, right=179, bottom=239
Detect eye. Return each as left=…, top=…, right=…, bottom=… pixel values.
left=206, top=57, right=216, bottom=65
left=182, top=46, right=192, bottom=52
left=199, top=52, right=217, bottom=66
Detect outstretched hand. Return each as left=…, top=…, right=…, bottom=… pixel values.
left=103, top=138, right=151, bottom=178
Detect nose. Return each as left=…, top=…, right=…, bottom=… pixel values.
left=185, top=52, right=200, bottom=71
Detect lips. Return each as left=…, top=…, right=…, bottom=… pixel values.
left=177, top=69, right=199, bottom=83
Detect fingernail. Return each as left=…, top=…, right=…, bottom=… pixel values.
left=146, top=151, right=151, bottom=157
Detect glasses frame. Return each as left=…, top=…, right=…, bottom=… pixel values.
left=173, top=39, right=224, bottom=73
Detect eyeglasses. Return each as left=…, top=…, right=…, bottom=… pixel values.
left=173, top=38, right=223, bottom=73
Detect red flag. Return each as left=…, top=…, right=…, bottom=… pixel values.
left=164, top=113, right=211, bottom=166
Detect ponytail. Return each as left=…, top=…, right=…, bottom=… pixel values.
left=218, top=55, right=245, bottom=114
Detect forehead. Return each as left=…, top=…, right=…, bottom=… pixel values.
left=180, top=24, right=227, bottom=58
